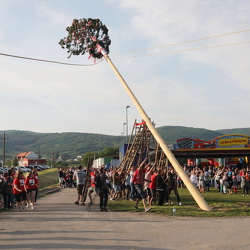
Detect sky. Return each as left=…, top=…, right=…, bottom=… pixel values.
left=0, top=0, right=250, bottom=136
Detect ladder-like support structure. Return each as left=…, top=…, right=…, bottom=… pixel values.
left=119, top=120, right=156, bottom=170
left=120, top=120, right=170, bottom=170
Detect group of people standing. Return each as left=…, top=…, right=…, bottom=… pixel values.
left=64, top=158, right=182, bottom=213
left=0, top=167, right=39, bottom=211
left=127, top=159, right=181, bottom=211
left=67, top=165, right=108, bottom=212
left=187, top=165, right=250, bottom=195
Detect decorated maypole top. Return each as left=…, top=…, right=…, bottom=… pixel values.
left=59, top=18, right=111, bottom=59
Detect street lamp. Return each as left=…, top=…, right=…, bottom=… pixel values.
left=123, top=122, right=126, bottom=144
left=126, top=105, right=130, bottom=143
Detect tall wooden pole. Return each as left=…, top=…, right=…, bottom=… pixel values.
left=1, top=132, right=9, bottom=167
left=101, top=53, right=211, bottom=211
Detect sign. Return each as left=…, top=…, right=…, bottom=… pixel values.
left=218, top=137, right=248, bottom=147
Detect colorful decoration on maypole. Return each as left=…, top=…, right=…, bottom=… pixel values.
left=59, top=18, right=111, bottom=59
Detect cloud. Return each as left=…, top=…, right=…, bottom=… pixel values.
left=114, top=0, right=250, bottom=89
left=0, top=0, right=250, bottom=135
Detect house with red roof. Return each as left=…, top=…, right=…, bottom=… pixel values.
left=17, top=151, right=46, bottom=166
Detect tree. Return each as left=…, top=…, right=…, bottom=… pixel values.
left=82, top=151, right=98, bottom=166
left=12, top=156, right=19, bottom=167
left=101, top=147, right=119, bottom=156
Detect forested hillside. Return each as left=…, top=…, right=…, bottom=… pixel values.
left=1, top=126, right=250, bottom=160
left=157, top=126, right=223, bottom=142
left=216, top=128, right=250, bottom=136
left=0, top=130, right=123, bottom=159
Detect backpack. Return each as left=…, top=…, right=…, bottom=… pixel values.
left=95, top=174, right=102, bottom=188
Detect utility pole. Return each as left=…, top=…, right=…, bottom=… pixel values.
left=51, top=151, right=55, bottom=168
left=1, top=132, right=9, bottom=167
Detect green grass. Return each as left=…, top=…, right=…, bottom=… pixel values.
left=108, top=188, right=250, bottom=217
left=36, top=168, right=59, bottom=190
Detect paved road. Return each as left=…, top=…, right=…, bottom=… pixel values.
left=0, top=188, right=250, bottom=250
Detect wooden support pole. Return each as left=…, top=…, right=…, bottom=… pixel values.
left=103, top=54, right=211, bottom=211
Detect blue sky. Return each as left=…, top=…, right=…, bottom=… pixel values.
left=0, top=0, right=250, bottom=135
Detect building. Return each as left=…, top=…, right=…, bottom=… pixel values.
left=171, top=134, right=250, bottom=167
left=17, top=151, right=46, bottom=166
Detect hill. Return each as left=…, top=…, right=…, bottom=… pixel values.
left=216, top=128, right=250, bottom=136
left=1, top=126, right=250, bottom=160
left=157, top=126, right=223, bottom=142
left=0, top=130, right=123, bottom=160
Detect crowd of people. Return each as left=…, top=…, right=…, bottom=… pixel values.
left=60, top=159, right=184, bottom=212
left=186, top=165, right=250, bottom=195
left=0, top=166, right=39, bottom=211
left=2, top=161, right=248, bottom=212
left=58, top=161, right=250, bottom=213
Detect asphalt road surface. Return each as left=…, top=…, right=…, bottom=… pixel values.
left=0, top=188, right=250, bottom=250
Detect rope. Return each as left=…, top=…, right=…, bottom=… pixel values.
left=111, top=41, right=250, bottom=60
left=0, top=52, right=103, bottom=66
left=111, top=29, right=250, bottom=56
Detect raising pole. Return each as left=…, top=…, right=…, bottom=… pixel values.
left=102, top=52, right=211, bottom=212
left=59, top=18, right=211, bottom=211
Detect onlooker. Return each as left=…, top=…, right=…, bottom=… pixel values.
left=156, top=169, right=166, bottom=206
left=88, top=169, right=97, bottom=204
left=25, top=170, right=38, bottom=210
left=166, top=168, right=181, bottom=206
left=198, top=171, right=205, bottom=193
left=58, top=168, right=65, bottom=188
left=68, top=167, right=75, bottom=188
left=112, top=170, right=121, bottom=200
left=73, top=165, right=86, bottom=205
left=13, top=170, right=27, bottom=211
left=33, top=166, right=39, bottom=204
left=190, top=169, right=198, bottom=187
left=1, top=172, right=13, bottom=210
left=98, top=166, right=108, bottom=212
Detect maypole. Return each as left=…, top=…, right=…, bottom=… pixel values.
left=59, top=18, right=211, bottom=211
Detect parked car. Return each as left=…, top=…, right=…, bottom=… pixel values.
left=41, top=165, right=51, bottom=169
left=31, top=165, right=43, bottom=171
left=19, top=166, right=31, bottom=172
left=26, top=166, right=34, bottom=170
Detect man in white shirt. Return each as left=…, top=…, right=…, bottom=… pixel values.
left=73, top=165, right=86, bottom=205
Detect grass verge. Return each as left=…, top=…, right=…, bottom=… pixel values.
left=108, top=188, right=250, bottom=217
left=36, top=168, right=60, bottom=197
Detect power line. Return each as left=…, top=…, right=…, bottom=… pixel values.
left=0, top=52, right=102, bottom=66
left=1, top=29, right=249, bottom=65
left=111, top=41, right=250, bottom=60
left=111, top=29, right=250, bottom=56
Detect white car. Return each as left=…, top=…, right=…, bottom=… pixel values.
left=19, top=166, right=31, bottom=172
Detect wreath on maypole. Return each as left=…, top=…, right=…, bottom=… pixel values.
left=59, top=18, right=111, bottom=59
